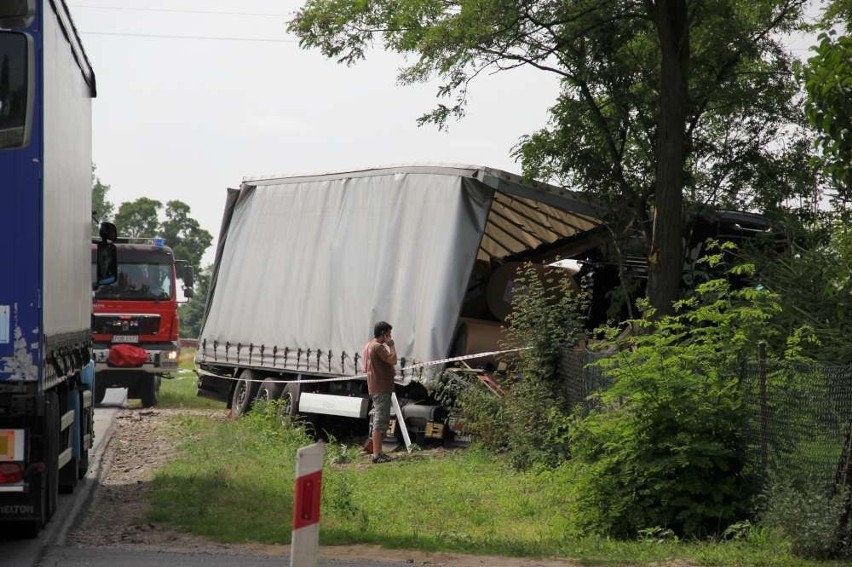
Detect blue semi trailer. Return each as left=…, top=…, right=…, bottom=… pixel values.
left=0, top=0, right=116, bottom=536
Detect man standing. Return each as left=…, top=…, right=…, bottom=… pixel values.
left=363, top=321, right=397, bottom=464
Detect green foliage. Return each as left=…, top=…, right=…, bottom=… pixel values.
left=760, top=480, right=852, bottom=560
left=178, top=264, right=210, bottom=338
left=114, top=197, right=163, bottom=239
left=146, top=408, right=838, bottom=564
left=91, top=165, right=114, bottom=233
left=456, top=263, right=589, bottom=469
left=568, top=257, right=784, bottom=538
left=93, top=174, right=213, bottom=292
left=799, top=11, right=852, bottom=197
left=289, top=0, right=815, bottom=313
left=749, top=220, right=852, bottom=362
left=160, top=200, right=213, bottom=271
left=156, top=348, right=220, bottom=409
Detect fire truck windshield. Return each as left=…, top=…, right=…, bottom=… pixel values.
left=92, top=263, right=173, bottom=300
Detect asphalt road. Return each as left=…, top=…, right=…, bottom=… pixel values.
left=1, top=389, right=420, bottom=567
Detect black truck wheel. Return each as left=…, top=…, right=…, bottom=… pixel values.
left=257, top=378, right=283, bottom=402
left=140, top=375, right=161, bottom=408
left=231, top=370, right=261, bottom=417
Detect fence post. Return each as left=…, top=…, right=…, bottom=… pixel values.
left=758, top=341, right=768, bottom=479
left=290, top=442, right=324, bottom=567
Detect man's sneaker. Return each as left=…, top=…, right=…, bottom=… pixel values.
left=372, top=453, right=393, bottom=464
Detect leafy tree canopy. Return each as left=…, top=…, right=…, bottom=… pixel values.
left=114, top=197, right=162, bottom=239
left=290, top=0, right=815, bottom=314
left=178, top=264, right=211, bottom=339
left=91, top=165, right=115, bottom=233
left=800, top=1, right=851, bottom=200
left=92, top=171, right=213, bottom=278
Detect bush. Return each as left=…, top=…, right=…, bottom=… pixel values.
left=568, top=256, right=780, bottom=538
left=454, top=262, right=588, bottom=469
left=760, top=479, right=852, bottom=560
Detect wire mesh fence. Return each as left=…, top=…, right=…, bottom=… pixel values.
left=558, top=344, right=852, bottom=493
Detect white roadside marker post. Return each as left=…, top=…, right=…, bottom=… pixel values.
left=391, top=392, right=412, bottom=453
left=290, top=442, right=325, bottom=567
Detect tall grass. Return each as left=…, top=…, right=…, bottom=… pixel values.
left=144, top=402, right=845, bottom=565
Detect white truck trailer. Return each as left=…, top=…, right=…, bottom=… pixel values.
left=195, top=165, right=603, bottom=439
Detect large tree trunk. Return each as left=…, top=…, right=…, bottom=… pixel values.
left=647, top=0, right=689, bottom=316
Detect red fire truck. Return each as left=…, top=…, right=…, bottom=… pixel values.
left=90, top=238, right=194, bottom=407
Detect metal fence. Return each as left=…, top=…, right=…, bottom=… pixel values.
left=558, top=345, right=852, bottom=493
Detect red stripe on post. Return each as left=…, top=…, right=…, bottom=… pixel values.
left=292, top=469, right=322, bottom=530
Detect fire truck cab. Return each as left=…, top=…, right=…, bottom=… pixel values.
left=90, top=238, right=194, bottom=407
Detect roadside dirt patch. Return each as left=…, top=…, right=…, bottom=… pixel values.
left=62, top=407, right=595, bottom=565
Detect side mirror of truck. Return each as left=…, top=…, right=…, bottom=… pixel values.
left=93, top=222, right=118, bottom=289
left=174, top=260, right=195, bottom=301
left=94, top=242, right=117, bottom=288
left=99, top=221, right=117, bottom=243
left=0, top=0, right=36, bottom=28
left=174, top=260, right=194, bottom=287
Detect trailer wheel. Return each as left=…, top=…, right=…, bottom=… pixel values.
left=278, top=382, right=301, bottom=423
left=140, top=375, right=161, bottom=408
left=231, top=370, right=261, bottom=417
left=257, top=378, right=283, bottom=402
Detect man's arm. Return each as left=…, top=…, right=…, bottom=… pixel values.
left=377, top=341, right=398, bottom=366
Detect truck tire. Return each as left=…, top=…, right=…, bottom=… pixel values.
left=231, top=370, right=261, bottom=417
left=140, top=375, right=161, bottom=408
left=257, top=378, right=283, bottom=402
left=279, top=382, right=300, bottom=420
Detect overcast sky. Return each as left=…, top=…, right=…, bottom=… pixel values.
left=69, top=1, right=819, bottom=266
left=70, top=1, right=562, bottom=265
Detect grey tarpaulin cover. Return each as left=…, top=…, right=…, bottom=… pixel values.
left=197, top=164, right=601, bottom=376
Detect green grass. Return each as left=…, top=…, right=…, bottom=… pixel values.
left=144, top=403, right=848, bottom=566
left=157, top=348, right=221, bottom=409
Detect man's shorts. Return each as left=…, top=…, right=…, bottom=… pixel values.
left=371, top=392, right=392, bottom=434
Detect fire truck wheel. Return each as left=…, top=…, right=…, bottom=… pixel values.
left=140, top=375, right=161, bottom=408
left=231, top=370, right=261, bottom=417
left=257, top=378, right=283, bottom=402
